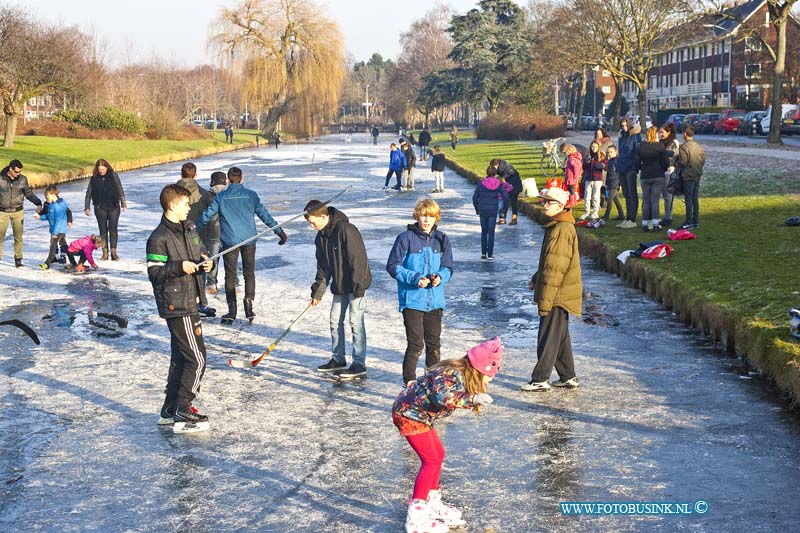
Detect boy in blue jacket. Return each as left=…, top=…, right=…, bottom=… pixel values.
left=35, top=185, right=72, bottom=269
left=384, top=143, right=407, bottom=190
left=196, top=166, right=288, bottom=324
left=472, top=166, right=509, bottom=260
left=387, top=198, right=454, bottom=385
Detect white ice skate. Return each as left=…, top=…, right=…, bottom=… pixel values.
left=427, top=489, right=467, bottom=526
left=405, top=499, right=448, bottom=533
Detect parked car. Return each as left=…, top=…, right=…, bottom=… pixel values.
left=626, top=115, right=653, bottom=129
left=663, top=114, right=686, bottom=131
left=695, top=113, right=720, bottom=134
left=781, top=106, right=800, bottom=135
left=736, top=110, right=766, bottom=136
left=564, top=116, right=574, bottom=130
left=680, top=114, right=702, bottom=132
left=760, top=104, right=797, bottom=135
left=713, top=109, right=746, bottom=134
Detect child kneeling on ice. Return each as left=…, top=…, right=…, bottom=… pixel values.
left=393, top=337, right=503, bottom=533
left=66, top=234, right=104, bottom=271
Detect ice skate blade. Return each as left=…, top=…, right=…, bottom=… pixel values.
left=228, top=358, right=253, bottom=368
left=157, top=417, right=174, bottom=425
left=173, top=421, right=210, bottom=434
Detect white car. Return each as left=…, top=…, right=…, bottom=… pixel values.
left=626, top=115, right=653, bottom=129
left=760, top=104, right=796, bottom=135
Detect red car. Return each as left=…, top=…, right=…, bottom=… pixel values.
left=713, top=109, right=746, bottom=134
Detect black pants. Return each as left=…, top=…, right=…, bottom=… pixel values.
left=67, top=250, right=87, bottom=266
left=500, top=192, right=520, bottom=218
left=531, top=307, right=576, bottom=383
left=402, top=308, right=443, bottom=384
left=621, top=170, right=639, bottom=222
left=683, top=179, right=700, bottom=225
left=165, top=314, right=207, bottom=409
left=95, top=206, right=120, bottom=248
left=372, top=136, right=378, bottom=145
left=45, top=233, right=67, bottom=266
left=223, top=244, right=256, bottom=302
left=385, top=169, right=402, bottom=188
left=602, top=187, right=624, bottom=219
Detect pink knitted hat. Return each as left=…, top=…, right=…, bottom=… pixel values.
left=466, top=336, right=503, bottom=377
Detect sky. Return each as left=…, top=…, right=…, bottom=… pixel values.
left=19, top=0, right=484, bottom=67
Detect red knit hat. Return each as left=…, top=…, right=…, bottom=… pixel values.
left=467, top=336, right=503, bottom=377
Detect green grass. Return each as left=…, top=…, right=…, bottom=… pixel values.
left=441, top=137, right=800, bottom=398
left=0, top=129, right=261, bottom=185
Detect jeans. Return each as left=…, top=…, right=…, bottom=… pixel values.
left=45, top=233, right=68, bottom=266
left=479, top=213, right=497, bottom=256
left=0, top=209, right=25, bottom=259
left=223, top=244, right=256, bottom=301
left=602, top=187, right=624, bottom=219
left=94, top=206, right=120, bottom=249
left=403, top=168, right=416, bottom=189
left=385, top=169, right=402, bottom=188
left=205, top=239, right=220, bottom=287
left=401, top=308, right=443, bottom=384
left=683, top=179, right=700, bottom=225
left=662, top=171, right=675, bottom=221
left=622, top=170, right=639, bottom=222
left=329, top=293, right=367, bottom=367
left=641, top=178, right=665, bottom=224
left=433, top=171, right=444, bottom=191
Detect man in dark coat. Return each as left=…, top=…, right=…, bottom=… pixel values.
left=0, top=159, right=42, bottom=267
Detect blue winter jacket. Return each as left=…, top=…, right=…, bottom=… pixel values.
left=196, top=182, right=281, bottom=247
left=389, top=148, right=407, bottom=171
left=473, top=177, right=508, bottom=214
left=617, top=129, right=642, bottom=174
left=39, top=198, right=71, bottom=235
left=387, top=223, right=453, bottom=312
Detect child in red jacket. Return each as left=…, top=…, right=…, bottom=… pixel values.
left=66, top=235, right=104, bottom=271
left=561, top=143, right=583, bottom=208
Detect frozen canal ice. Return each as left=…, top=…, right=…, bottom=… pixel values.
left=2, top=134, right=800, bottom=531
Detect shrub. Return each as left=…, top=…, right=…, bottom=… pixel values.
left=51, top=107, right=146, bottom=135
left=476, top=107, right=565, bottom=140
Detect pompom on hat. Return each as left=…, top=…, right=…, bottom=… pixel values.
left=467, top=336, right=503, bottom=377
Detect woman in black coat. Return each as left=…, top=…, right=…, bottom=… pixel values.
left=84, top=159, right=126, bottom=260
left=635, top=126, right=670, bottom=231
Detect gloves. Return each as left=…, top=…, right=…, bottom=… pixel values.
left=277, top=230, right=288, bottom=246
left=472, top=393, right=493, bottom=406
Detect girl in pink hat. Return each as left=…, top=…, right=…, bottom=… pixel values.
left=392, top=337, right=503, bottom=533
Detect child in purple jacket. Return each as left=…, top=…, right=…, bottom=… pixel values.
left=67, top=235, right=104, bottom=272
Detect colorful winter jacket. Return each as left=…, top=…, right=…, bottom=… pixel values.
left=195, top=183, right=281, bottom=247
left=146, top=217, right=209, bottom=318
left=392, top=367, right=476, bottom=434
left=311, top=207, right=372, bottom=300
left=473, top=177, right=508, bottom=214
left=386, top=222, right=453, bottom=312
left=564, top=152, right=583, bottom=186
left=589, top=157, right=606, bottom=181
left=389, top=148, right=407, bottom=171
left=68, top=235, right=101, bottom=269
left=532, top=209, right=582, bottom=316
left=0, top=167, right=42, bottom=212
left=38, top=198, right=73, bottom=235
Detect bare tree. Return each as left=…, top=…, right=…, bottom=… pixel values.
left=0, top=6, right=85, bottom=146
left=208, top=0, right=346, bottom=137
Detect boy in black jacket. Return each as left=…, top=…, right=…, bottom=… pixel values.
left=147, top=184, right=214, bottom=433
left=305, top=200, right=372, bottom=379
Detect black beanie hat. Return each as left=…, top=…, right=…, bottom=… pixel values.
left=210, top=171, right=227, bottom=187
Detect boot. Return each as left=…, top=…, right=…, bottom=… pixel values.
left=100, top=247, right=108, bottom=261
left=244, top=298, right=255, bottom=324
left=221, top=297, right=236, bottom=325
left=405, top=499, right=448, bottom=533
left=111, top=248, right=119, bottom=261
left=509, top=214, right=518, bottom=225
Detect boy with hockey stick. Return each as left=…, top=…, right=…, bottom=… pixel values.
left=148, top=184, right=214, bottom=433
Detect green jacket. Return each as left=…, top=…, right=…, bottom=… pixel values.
left=533, top=209, right=582, bottom=316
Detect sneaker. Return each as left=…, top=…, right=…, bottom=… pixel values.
left=405, top=499, right=449, bottom=533
left=427, top=489, right=466, bottom=527
left=14, top=258, right=23, bottom=268
left=642, top=225, right=650, bottom=232
left=199, top=305, right=216, bottom=317
left=173, top=405, right=210, bottom=434
left=317, top=359, right=347, bottom=372
left=382, top=185, right=389, bottom=190
left=338, top=362, right=366, bottom=379
left=481, top=254, right=487, bottom=260
left=520, top=380, right=551, bottom=392
left=39, top=263, right=49, bottom=270
left=487, top=255, right=494, bottom=261
left=653, top=224, right=662, bottom=231
left=578, top=214, right=589, bottom=221
left=206, top=284, right=218, bottom=294
left=618, top=220, right=636, bottom=229
left=551, top=377, right=580, bottom=389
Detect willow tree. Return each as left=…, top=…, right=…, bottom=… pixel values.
left=208, top=0, right=345, bottom=137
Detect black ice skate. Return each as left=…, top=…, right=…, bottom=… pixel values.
left=173, top=406, right=210, bottom=434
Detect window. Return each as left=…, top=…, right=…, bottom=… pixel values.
left=602, top=85, right=611, bottom=94
left=765, top=12, right=770, bottom=27
left=745, top=63, right=761, bottom=79
left=745, top=37, right=762, bottom=52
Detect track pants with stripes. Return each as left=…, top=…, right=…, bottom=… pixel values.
left=164, top=314, right=207, bottom=409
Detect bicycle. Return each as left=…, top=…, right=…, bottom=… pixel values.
left=540, top=137, right=564, bottom=176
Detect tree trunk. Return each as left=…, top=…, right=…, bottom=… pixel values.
left=261, top=98, right=291, bottom=137
left=767, top=16, right=787, bottom=145
left=2, top=113, right=17, bottom=148
left=637, top=79, right=647, bottom=128
left=575, top=65, right=588, bottom=130
left=612, top=77, right=623, bottom=131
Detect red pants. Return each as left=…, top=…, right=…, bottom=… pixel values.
left=406, top=429, right=445, bottom=500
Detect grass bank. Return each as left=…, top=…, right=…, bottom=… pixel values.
left=436, top=134, right=800, bottom=402
left=0, top=130, right=263, bottom=187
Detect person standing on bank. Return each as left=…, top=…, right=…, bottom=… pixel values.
left=660, top=123, right=680, bottom=227
left=84, top=158, right=126, bottom=261
left=0, top=159, right=42, bottom=267
left=306, top=200, right=372, bottom=379
left=196, top=166, right=287, bottom=325
left=387, top=198, right=454, bottom=385
left=616, top=118, right=641, bottom=228
left=677, top=126, right=705, bottom=230
left=490, top=158, right=523, bottom=225
left=636, top=126, right=669, bottom=232
left=521, top=187, right=582, bottom=392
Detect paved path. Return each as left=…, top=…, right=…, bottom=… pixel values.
left=2, top=137, right=799, bottom=531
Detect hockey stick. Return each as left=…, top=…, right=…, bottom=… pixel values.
left=228, top=304, right=312, bottom=368
left=202, top=185, right=352, bottom=264
left=0, top=319, right=41, bottom=345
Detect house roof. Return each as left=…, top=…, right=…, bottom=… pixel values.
left=705, top=0, right=765, bottom=37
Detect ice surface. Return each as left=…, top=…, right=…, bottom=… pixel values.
left=2, top=134, right=800, bottom=531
